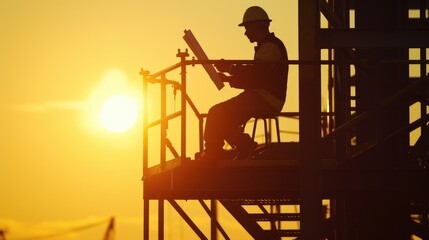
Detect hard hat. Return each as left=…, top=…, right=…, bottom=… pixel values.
left=238, top=6, right=272, bottom=27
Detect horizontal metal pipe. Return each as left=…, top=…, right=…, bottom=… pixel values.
left=185, top=59, right=429, bottom=66
left=149, top=62, right=181, bottom=78
left=145, top=58, right=429, bottom=80
left=146, top=111, right=181, bottom=129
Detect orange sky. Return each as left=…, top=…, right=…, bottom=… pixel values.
left=0, top=1, right=299, bottom=239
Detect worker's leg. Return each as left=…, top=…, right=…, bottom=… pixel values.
left=204, top=97, right=247, bottom=156
left=204, top=91, right=277, bottom=159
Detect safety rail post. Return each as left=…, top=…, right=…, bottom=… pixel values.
left=160, top=74, right=167, bottom=169
left=159, top=73, right=167, bottom=240
left=177, top=49, right=189, bottom=161
left=140, top=68, right=150, bottom=240
left=141, top=68, right=150, bottom=176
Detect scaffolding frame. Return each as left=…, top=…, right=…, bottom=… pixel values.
left=141, top=1, right=429, bottom=239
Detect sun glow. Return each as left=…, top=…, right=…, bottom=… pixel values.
left=83, top=68, right=142, bottom=134
left=99, top=95, right=138, bottom=133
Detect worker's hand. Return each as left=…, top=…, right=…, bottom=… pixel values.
left=218, top=72, right=230, bottom=82
left=214, top=59, right=233, bottom=73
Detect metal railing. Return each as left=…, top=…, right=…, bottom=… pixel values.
left=140, top=51, right=307, bottom=176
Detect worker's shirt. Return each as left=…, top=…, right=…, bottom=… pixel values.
left=230, top=33, right=288, bottom=112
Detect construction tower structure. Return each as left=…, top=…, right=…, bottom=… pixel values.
left=141, top=0, right=429, bottom=239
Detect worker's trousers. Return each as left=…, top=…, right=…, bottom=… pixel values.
left=204, top=90, right=280, bottom=151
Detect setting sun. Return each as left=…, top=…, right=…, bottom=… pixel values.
left=99, top=95, right=138, bottom=132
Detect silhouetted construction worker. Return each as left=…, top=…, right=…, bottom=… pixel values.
left=202, top=6, right=288, bottom=160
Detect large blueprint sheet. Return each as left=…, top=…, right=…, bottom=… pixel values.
left=183, top=29, right=225, bottom=90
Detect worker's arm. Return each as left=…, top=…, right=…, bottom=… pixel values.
left=218, top=72, right=231, bottom=82
left=219, top=42, right=283, bottom=89
left=228, top=62, right=277, bottom=89
left=214, top=59, right=233, bottom=73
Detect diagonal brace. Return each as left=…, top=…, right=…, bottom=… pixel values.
left=198, top=200, right=231, bottom=240
left=168, top=200, right=208, bottom=240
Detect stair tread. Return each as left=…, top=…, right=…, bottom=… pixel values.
left=221, top=199, right=301, bottom=239
left=250, top=213, right=300, bottom=221
left=222, top=198, right=300, bottom=205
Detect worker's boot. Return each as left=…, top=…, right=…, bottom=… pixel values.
left=197, top=148, right=236, bottom=162
left=234, top=134, right=258, bottom=160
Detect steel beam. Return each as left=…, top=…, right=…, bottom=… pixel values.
left=299, top=0, right=323, bottom=239
left=319, top=29, right=429, bottom=48
left=143, top=165, right=429, bottom=200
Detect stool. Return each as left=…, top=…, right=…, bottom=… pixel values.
left=251, top=116, right=281, bottom=144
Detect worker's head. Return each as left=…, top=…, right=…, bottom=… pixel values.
left=238, top=6, right=271, bottom=27
left=238, top=6, right=271, bottom=43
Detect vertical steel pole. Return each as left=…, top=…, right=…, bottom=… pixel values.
left=298, top=0, right=323, bottom=239
left=141, top=69, right=149, bottom=180
left=161, top=74, right=167, bottom=169
left=420, top=2, right=428, bottom=228
left=177, top=49, right=189, bottom=161
left=333, top=1, right=349, bottom=237
left=141, top=69, right=150, bottom=240
left=158, top=199, right=164, bottom=240
left=159, top=74, right=166, bottom=240
left=210, top=200, right=217, bottom=240
left=420, top=1, right=427, bottom=133
left=144, top=199, right=149, bottom=240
